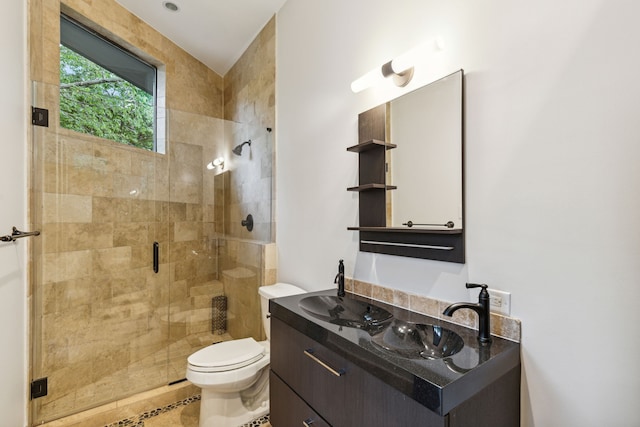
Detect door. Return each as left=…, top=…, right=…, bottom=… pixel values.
left=0, top=1, right=28, bottom=425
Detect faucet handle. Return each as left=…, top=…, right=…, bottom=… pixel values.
left=467, top=283, right=490, bottom=302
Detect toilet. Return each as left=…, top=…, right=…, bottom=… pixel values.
left=186, top=283, right=306, bottom=427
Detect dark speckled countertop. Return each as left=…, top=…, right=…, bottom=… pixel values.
left=269, top=289, right=521, bottom=416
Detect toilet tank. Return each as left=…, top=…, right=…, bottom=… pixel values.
left=259, top=283, right=306, bottom=341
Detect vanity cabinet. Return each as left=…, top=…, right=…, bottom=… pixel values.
left=270, top=373, right=330, bottom=427
left=270, top=317, right=446, bottom=427
left=269, top=291, right=521, bottom=427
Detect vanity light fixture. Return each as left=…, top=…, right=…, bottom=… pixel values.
left=351, top=61, right=412, bottom=93
left=350, top=68, right=386, bottom=94
left=350, top=37, right=445, bottom=93
left=206, top=157, right=225, bottom=170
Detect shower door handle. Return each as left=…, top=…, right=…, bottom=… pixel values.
left=153, top=242, right=159, bottom=273
left=1, top=226, right=41, bottom=243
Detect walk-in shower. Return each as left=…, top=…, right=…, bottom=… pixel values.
left=28, top=4, right=276, bottom=425
left=29, top=83, right=273, bottom=424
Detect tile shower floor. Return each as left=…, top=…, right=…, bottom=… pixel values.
left=106, top=395, right=271, bottom=427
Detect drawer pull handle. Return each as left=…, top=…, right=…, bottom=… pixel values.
left=304, top=349, right=345, bottom=377
left=303, top=419, right=314, bottom=426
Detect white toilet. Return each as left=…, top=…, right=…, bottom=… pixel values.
left=186, top=283, right=306, bottom=427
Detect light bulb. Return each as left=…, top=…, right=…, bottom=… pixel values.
left=391, top=42, right=426, bottom=74
left=206, top=157, right=225, bottom=170
left=351, top=67, right=385, bottom=93
left=391, top=37, right=444, bottom=74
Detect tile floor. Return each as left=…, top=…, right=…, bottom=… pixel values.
left=106, top=396, right=271, bottom=427
left=142, top=399, right=199, bottom=427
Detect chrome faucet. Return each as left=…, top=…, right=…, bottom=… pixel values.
left=334, top=259, right=345, bottom=297
left=443, top=283, right=492, bottom=343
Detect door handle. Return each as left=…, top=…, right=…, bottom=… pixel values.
left=153, top=242, right=159, bottom=273
left=1, top=226, right=40, bottom=243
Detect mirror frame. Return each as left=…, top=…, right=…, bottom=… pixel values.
left=348, top=70, right=465, bottom=263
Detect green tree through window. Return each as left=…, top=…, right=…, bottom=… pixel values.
left=60, top=10, right=157, bottom=151
left=59, top=45, right=155, bottom=150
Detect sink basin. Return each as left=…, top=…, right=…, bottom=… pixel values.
left=371, top=320, right=464, bottom=360
left=299, top=295, right=393, bottom=331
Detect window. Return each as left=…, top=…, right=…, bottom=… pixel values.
left=59, top=14, right=159, bottom=152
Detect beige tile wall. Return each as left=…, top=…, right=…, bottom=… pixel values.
left=30, top=0, right=224, bottom=118
left=223, top=17, right=276, bottom=243
left=214, top=18, right=277, bottom=341
left=214, top=172, right=266, bottom=341
left=216, top=240, right=278, bottom=342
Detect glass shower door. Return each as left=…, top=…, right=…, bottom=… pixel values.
left=30, top=79, right=171, bottom=424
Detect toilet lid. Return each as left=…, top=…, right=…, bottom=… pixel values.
left=188, top=338, right=265, bottom=373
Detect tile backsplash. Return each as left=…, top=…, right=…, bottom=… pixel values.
left=346, top=278, right=521, bottom=342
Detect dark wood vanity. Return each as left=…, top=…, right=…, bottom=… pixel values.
left=271, top=317, right=451, bottom=426
left=269, top=290, right=520, bottom=427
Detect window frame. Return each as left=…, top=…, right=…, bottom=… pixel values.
left=59, top=13, right=165, bottom=153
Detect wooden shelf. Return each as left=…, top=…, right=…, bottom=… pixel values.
left=347, top=139, right=396, bottom=153
left=348, top=226, right=463, bottom=234
left=347, top=184, right=397, bottom=192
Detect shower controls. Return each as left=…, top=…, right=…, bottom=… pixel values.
left=242, top=214, right=254, bottom=232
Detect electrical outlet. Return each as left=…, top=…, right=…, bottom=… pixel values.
left=488, top=288, right=511, bottom=315
left=469, top=287, right=511, bottom=315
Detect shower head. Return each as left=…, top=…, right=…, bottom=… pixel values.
left=232, top=140, right=251, bottom=156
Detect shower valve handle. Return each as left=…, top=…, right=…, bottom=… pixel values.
left=241, top=214, right=254, bottom=232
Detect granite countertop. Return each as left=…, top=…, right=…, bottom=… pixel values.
left=269, top=289, right=521, bottom=416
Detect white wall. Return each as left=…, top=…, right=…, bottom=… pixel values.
left=276, top=0, right=640, bottom=425
left=0, top=0, right=28, bottom=426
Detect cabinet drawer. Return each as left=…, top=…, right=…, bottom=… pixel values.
left=270, top=371, right=330, bottom=427
left=270, top=317, right=447, bottom=427
left=270, top=318, right=348, bottom=426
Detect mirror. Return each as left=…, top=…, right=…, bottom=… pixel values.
left=350, top=69, right=464, bottom=263
left=388, top=70, right=463, bottom=230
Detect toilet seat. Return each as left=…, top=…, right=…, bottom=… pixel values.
left=188, top=338, right=265, bottom=373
